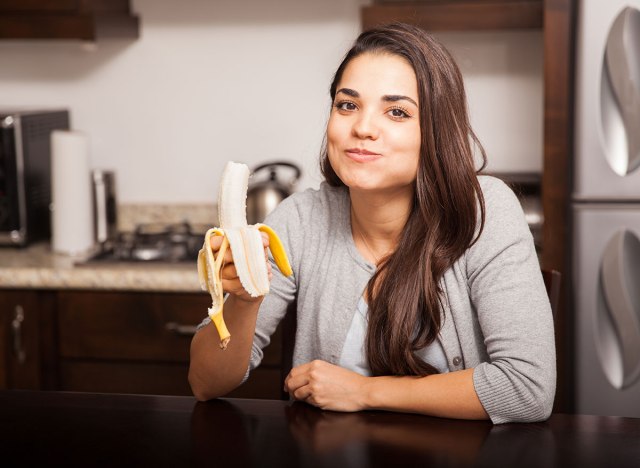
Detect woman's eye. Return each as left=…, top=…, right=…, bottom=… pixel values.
left=388, top=107, right=410, bottom=119
left=336, top=101, right=357, bottom=111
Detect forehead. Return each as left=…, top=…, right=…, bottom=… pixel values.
left=337, top=52, right=418, bottom=101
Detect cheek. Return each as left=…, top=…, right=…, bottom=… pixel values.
left=406, top=123, right=422, bottom=160
left=326, top=116, right=346, bottom=163
left=326, top=115, right=342, bottom=147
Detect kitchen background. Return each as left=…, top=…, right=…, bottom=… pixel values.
left=0, top=0, right=542, bottom=205
left=10, top=0, right=619, bottom=417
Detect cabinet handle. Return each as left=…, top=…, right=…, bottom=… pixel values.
left=11, top=305, right=26, bottom=364
left=165, top=322, right=197, bottom=336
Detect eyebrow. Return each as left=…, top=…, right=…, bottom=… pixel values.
left=335, top=88, right=418, bottom=107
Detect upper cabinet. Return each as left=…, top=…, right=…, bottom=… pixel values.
left=0, top=0, right=139, bottom=40
left=362, top=0, right=543, bottom=31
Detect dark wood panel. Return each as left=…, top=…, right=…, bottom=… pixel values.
left=38, top=292, right=59, bottom=390
left=59, top=360, right=283, bottom=399
left=0, top=0, right=78, bottom=12
left=0, top=296, right=7, bottom=389
left=10, top=293, right=42, bottom=390
left=227, top=367, right=284, bottom=400
left=79, top=0, right=131, bottom=14
left=0, top=0, right=137, bottom=40
left=4, top=391, right=640, bottom=468
left=0, top=0, right=129, bottom=13
left=161, top=293, right=284, bottom=366
left=542, top=0, right=576, bottom=414
left=57, top=291, right=208, bottom=361
left=60, top=360, right=194, bottom=395
left=0, top=15, right=138, bottom=40
left=0, top=290, right=46, bottom=390
left=362, top=1, right=543, bottom=31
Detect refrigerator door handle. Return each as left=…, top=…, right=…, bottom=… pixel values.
left=602, top=6, right=640, bottom=176
left=600, top=230, right=640, bottom=389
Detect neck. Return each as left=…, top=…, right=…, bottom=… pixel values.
left=349, top=187, right=413, bottom=262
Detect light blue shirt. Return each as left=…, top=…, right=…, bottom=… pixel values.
left=339, top=297, right=450, bottom=376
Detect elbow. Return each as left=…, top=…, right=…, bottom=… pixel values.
left=513, top=379, right=557, bottom=423
left=517, top=391, right=554, bottom=423
left=533, top=381, right=556, bottom=422
left=524, top=368, right=557, bottom=423
left=488, top=389, right=554, bottom=424
left=188, top=372, right=210, bottom=402
left=477, top=362, right=556, bottom=424
left=188, top=363, right=248, bottom=401
left=191, top=384, right=214, bottom=402
left=188, top=366, right=221, bottom=402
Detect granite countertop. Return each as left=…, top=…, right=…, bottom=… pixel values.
left=0, top=242, right=202, bottom=293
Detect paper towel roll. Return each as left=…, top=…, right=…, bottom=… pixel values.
left=51, top=130, right=94, bottom=255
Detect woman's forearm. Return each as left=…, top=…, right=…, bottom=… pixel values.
left=188, top=295, right=262, bottom=401
left=363, top=368, right=489, bottom=420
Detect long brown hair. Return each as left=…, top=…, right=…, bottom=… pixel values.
left=321, top=23, right=487, bottom=376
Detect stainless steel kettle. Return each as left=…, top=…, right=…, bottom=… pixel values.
left=246, top=162, right=301, bottom=224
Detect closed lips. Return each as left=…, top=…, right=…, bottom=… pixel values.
left=346, top=148, right=382, bottom=161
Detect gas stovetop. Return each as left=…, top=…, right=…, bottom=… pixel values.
left=82, top=222, right=208, bottom=264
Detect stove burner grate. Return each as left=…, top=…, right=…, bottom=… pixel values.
left=83, top=222, right=208, bottom=264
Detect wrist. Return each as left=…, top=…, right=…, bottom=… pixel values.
left=234, top=294, right=263, bottom=305
left=227, top=293, right=264, bottom=311
left=361, top=376, right=379, bottom=410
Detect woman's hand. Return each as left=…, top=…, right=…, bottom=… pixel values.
left=209, top=231, right=272, bottom=303
left=284, top=360, right=369, bottom=412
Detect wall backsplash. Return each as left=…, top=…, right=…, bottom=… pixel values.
left=0, top=0, right=542, bottom=204
left=118, top=203, right=217, bottom=232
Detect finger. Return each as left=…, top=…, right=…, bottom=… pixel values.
left=285, top=373, right=309, bottom=394
left=220, top=263, right=238, bottom=280
left=293, top=385, right=313, bottom=402
left=288, top=362, right=314, bottom=380
left=261, top=231, right=270, bottom=248
left=209, top=235, right=224, bottom=251
left=209, top=236, right=235, bottom=263
left=221, top=278, right=246, bottom=296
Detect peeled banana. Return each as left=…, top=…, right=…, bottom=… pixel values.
left=198, top=161, right=293, bottom=350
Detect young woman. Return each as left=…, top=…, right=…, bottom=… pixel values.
left=189, top=23, right=556, bottom=424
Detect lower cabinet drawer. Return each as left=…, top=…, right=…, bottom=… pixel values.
left=55, top=290, right=286, bottom=399
left=56, top=291, right=284, bottom=366
left=57, top=291, right=209, bottom=362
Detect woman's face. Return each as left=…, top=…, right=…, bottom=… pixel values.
left=327, top=52, right=421, bottom=193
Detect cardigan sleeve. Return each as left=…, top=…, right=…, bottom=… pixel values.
left=243, top=193, right=301, bottom=377
left=466, top=177, right=556, bottom=423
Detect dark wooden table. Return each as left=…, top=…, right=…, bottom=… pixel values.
left=1, top=390, right=639, bottom=467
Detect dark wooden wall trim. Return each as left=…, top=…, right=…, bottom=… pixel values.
left=0, top=0, right=138, bottom=40
left=542, top=0, right=576, bottom=413
left=362, top=1, right=543, bottom=31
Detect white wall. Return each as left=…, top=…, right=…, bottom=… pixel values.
left=437, top=30, right=543, bottom=174
left=0, top=0, right=542, bottom=203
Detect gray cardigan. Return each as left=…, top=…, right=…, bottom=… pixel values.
left=207, top=176, right=556, bottom=424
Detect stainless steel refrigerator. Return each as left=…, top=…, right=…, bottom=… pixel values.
left=573, top=0, right=640, bottom=417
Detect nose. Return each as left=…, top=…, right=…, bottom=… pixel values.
left=352, top=111, right=379, bottom=140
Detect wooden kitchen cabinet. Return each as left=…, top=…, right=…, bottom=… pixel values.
left=0, top=289, right=56, bottom=390
left=0, top=0, right=139, bottom=40
left=54, top=290, right=286, bottom=399
left=1, top=288, right=288, bottom=399
left=362, top=0, right=543, bottom=31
